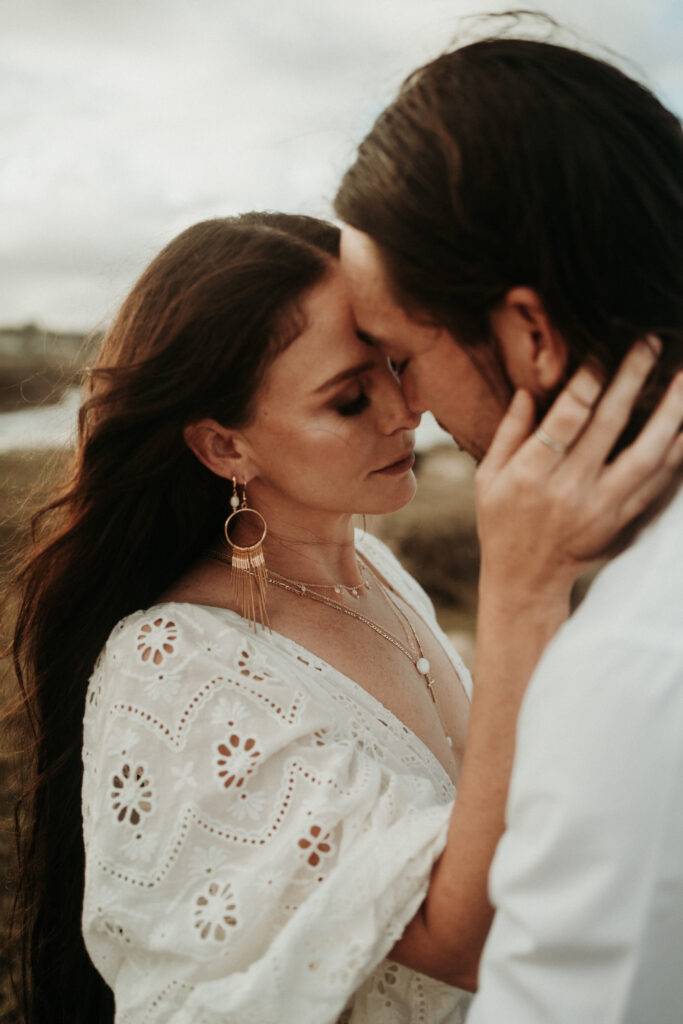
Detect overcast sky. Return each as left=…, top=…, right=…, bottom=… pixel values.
left=2, top=0, right=682, bottom=331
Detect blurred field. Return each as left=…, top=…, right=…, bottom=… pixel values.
left=0, top=605, right=24, bottom=1024
left=0, top=437, right=479, bottom=1022
left=0, top=447, right=74, bottom=1024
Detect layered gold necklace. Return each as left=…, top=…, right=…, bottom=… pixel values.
left=208, top=547, right=454, bottom=750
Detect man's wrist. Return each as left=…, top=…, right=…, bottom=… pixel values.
left=478, top=563, right=573, bottom=619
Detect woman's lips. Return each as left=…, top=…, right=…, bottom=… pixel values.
left=373, top=451, right=416, bottom=474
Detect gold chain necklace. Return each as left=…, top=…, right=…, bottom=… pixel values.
left=266, top=564, right=371, bottom=600
left=208, top=547, right=453, bottom=749
left=363, top=560, right=421, bottom=659
left=269, top=562, right=453, bottom=749
left=209, top=549, right=371, bottom=599
left=360, top=559, right=441, bottom=708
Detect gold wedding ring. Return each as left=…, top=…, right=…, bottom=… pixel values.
left=533, top=427, right=568, bottom=454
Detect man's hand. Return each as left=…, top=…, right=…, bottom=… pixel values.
left=475, top=338, right=683, bottom=601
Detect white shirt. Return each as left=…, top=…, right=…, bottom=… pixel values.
left=81, top=531, right=472, bottom=1024
left=469, top=485, right=683, bottom=1024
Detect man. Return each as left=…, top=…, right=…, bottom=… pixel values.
left=335, top=33, right=683, bottom=1023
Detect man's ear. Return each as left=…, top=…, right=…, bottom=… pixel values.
left=490, top=287, right=568, bottom=394
left=182, top=418, right=254, bottom=481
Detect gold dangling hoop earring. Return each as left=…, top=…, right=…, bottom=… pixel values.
left=224, top=477, right=270, bottom=630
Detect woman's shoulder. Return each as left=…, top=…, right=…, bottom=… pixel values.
left=83, top=600, right=327, bottom=762
left=90, top=601, right=292, bottom=708
left=99, top=601, right=245, bottom=665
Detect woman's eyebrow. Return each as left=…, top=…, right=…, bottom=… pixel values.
left=314, top=359, right=377, bottom=393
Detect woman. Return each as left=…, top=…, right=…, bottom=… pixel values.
left=9, top=211, right=678, bottom=1024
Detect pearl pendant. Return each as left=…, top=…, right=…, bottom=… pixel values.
left=416, top=657, right=431, bottom=675
left=230, top=495, right=240, bottom=509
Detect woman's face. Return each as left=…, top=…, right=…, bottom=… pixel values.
left=239, top=264, right=420, bottom=525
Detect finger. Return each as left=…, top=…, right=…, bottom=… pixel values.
left=530, top=365, right=604, bottom=462
left=479, top=389, right=536, bottom=474
left=614, top=436, right=683, bottom=527
left=570, top=336, right=662, bottom=465
left=603, top=369, right=683, bottom=494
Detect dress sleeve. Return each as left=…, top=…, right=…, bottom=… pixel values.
left=82, top=604, right=453, bottom=1024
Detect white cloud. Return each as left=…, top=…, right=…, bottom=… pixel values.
left=1, top=0, right=681, bottom=329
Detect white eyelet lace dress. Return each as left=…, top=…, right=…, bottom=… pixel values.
left=81, top=531, right=473, bottom=1023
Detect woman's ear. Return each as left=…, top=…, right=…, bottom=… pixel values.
left=182, top=418, right=253, bottom=481
left=490, top=287, right=568, bottom=394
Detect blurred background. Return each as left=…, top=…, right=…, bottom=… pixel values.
left=2, top=0, right=682, bottom=332
left=1, top=1, right=681, bottom=1019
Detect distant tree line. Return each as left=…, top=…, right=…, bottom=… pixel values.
left=0, top=324, right=101, bottom=366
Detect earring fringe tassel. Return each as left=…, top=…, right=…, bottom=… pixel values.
left=230, top=546, right=269, bottom=631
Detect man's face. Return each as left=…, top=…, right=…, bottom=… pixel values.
left=340, top=226, right=509, bottom=460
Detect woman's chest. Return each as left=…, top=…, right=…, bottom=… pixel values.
left=267, top=597, right=470, bottom=786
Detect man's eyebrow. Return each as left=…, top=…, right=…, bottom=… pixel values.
left=314, top=360, right=377, bottom=394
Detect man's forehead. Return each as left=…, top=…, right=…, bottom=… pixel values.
left=340, top=226, right=392, bottom=294
left=339, top=224, right=429, bottom=351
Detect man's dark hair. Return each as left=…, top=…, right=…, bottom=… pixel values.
left=335, top=32, right=683, bottom=445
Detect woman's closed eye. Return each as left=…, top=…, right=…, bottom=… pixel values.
left=335, top=391, right=370, bottom=417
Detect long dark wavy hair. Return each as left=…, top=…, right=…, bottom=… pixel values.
left=7, top=211, right=339, bottom=1022
left=335, top=24, right=683, bottom=444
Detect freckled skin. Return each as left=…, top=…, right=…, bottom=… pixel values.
left=240, top=265, right=421, bottom=526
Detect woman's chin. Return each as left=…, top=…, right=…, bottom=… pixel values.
left=360, top=472, right=418, bottom=516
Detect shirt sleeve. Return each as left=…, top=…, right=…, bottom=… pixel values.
left=82, top=604, right=454, bottom=1024
left=467, top=624, right=683, bottom=1024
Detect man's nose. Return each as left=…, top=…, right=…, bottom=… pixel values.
left=378, top=368, right=421, bottom=432
left=383, top=376, right=421, bottom=433
left=399, top=369, right=427, bottom=418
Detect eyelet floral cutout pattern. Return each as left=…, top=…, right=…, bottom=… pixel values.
left=144, top=672, right=182, bottom=702
left=102, top=918, right=131, bottom=947
left=136, top=617, right=178, bottom=666
left=376, top=961, right=400, bottom=999
left=298, top=824, right=335, bottom=868
left=110, top=762, right=154, bottom=825
left=210, top=697, right=250, bottom=729
left=215, top=734, right=261, bottom=789
left=234, top=639, right=274, bottom=681
left=189, top=846, right=225, bottom=880
left=122, top=828, right=158, bottom=862
left=232, top=788, right=266, bottom=823
left=192, top=880, right=238, bottom=941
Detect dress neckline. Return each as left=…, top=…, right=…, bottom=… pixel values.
left=168, top=598, right=456, bottom=795
left=148, top=531, right=467, bottom=792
